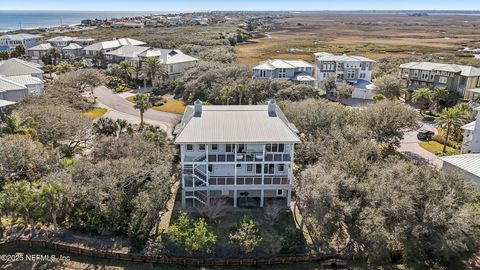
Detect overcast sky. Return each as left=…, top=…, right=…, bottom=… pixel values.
left=2, top=0, right=480, bottom=11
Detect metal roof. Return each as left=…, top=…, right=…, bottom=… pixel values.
left=0, top=76, right=27, bottom=92
left=174, top=103, right=301, bottom=144
left=253, top=59, right=313, bottom=70
left=138, top=48, right=197, bottom=64
left=83, top=38, right=146, bottom=51
left=0, top=99, right=16, bottom=107
left=105, top=45, right=150, bottom=59
left=0, top=58, right=43, bottom=77
left=6, top=75, right=43, bottom=86
left=462, top=121, right=476, bottom=131
left=400, top=62, right=480, bottom=77
left=441, top=154, right=480, bottom=177
left=314, top=52, right=375, bottom=62
left=62, top=43, right=83, bottom=50
left=28, top=43, right=53, bottom=51
left=47, top=36, right=74, bottom=42
left=0, top=33, right=41, bottom=41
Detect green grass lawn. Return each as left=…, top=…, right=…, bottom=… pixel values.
left=419, top=141, right=459, bottom=156
left=83, top=108, right=107, bottom=119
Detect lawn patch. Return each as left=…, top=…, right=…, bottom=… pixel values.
left=419, top=141, right=459, bottom=156
left=153, top=99, right=186, bottom=115
left=83, top=108, right=107, bottom=119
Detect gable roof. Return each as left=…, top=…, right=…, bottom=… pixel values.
left=174, top=103, right=300, bottom=144
left=0, top=33, right=41, bottom=41
left=0, top=76, right=28, bottom=92
left=400, top=62, right=480, bottom=77
left=253, top=59, right=313, bottom=70
left=83, top=38, right=146, bottom=51
left=0, top=99, right=16, bottom=107
left=62, top=43, right=83, bottom=50
left=28, top=43, right=53, bottom=51
left=0, top=58, right=43, bottom=76
left=314, top=52, right=375, bottom=62
left=105, top=45, right=150, bottom=58
left=441, top=154, right=480, bottom=177
left=138, top=48, right=198, bottom=64
left=6, top=75, right=43, bottom=85
left=47, top=36, right=74, bottom=42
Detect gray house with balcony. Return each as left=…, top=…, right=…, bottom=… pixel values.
left=399, top=62, right=480, bottom=101
left=174, top=100, right=300, bottom=208
left=252, top=59, right=315, bottom=86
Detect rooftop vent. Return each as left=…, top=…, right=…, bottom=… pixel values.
left=194, top=99, right=202, bottom=117
left=268, top=99, right=277, bottom=117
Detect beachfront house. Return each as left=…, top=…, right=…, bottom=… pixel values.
left=47, top=36, right=95, bottom=48
left=0, top=58, right=44, bottom=102
left=174, top=100, right=300, bottom=208
left=399, top=62, right=480, bottom=101
left=314, top=52, right=375, bottom=99
left=252, top=59, right=315, bottom=86
left=0, top=33, right=41, bottom=52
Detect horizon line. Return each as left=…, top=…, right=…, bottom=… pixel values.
left=1, top=9, right=480, bottom=12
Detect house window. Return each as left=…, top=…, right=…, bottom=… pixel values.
left=360, top=73, right=365, bottom=79
left=208, top=165, right=213, bottom=172
left=247, top=164, right=253, bottom=172
left=236, top=164, right=242, bottom=168
left=439, top=76, right=448, bottom=84
left=278, top=68, right=286, bottom=78
left=266, top=144, right=285, bottom=152
left=211, top=144, right=218, bottom=151
left=278, top=164, right=285, bottom=172
left=226, top=144, right=235, bottom=153
left=186, top=144, right=193, bottom=151
left=237, top=144, right=245, bottom=153
left=264, top=164, right=275, bottom=174
left=256, top=164, right=262, bottom=174
left=199, top=144, right=205, bottom=151
left=323, top=73, right=327, bottom=78
left=413, top=70, right=419, bottom=77
left=277, top=189, right=284, bottom=196
left=366, top=63, right=370, bottom=68
left=346, top=70, right=355, bottom=79
left=430, top=73, right=435, bottom=80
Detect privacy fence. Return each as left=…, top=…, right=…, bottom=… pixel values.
left=0, top=239, right=348, bottom=267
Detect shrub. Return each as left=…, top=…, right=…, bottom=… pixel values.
left=432, top=134, right=460, bottom=149
left=114, top=84, right=131, bottom=93
left=229, top=216, right=262, bottom=254
left=280, top=230, right=306, bottom=254
left=167, top=212, right=217, bottom=254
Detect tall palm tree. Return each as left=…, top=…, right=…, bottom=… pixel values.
left=47, top=47, right=61, bottom=66
left=235, top=84, right=247, bottom=105
left=412, top=88, right=432, bottom=114
left=133, top=93, right=152, bottom=129
left=0, top=114, right=37, bottom=138
left=143, top=57, right=167, bottom=89
left=435, top=107, right=468, bottom=153
left=220, top=85, right=233, bottom=105
left=118, top=60, right=136, bottom=83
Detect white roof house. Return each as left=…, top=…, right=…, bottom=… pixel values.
left=0, top=58, right=45, bottom=102
left=139, top=48, right=198, bottom=65
left=441, top=154, right=480, bottom=188
left=253, top=59, right=313, bottom=70
left=28, top=43, right=53, bottom=51
left=105, top=45, right=150, bottom=61
left=253, top=59, right=316, bottom=85
left=83, top=38, right=146, bottom=52
left=0, top=58, right=43, bottom=77
left=314, top=52, right=375, bottom=63
left=399, top=62, right=480, bottom=77
left=174, top=101, right=300, bottom=144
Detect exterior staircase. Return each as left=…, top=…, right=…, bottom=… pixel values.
left=183, top=163, right=209, bottom=206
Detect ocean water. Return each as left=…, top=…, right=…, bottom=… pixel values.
left=0, top=11, right=161, bottom=32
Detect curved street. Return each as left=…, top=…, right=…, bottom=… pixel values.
left=93, top=86, right=181, bottom=135
left=398, top=121, right=443, bottom=168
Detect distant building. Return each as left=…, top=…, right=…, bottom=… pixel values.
left=399, top=62, right=480, bottom=101
left=62, top=43, right=84, bottom=59
left=138, top=48, right=198, bottom=80
left=105, top=45, right=150, bottom=64
left=0, top=33, right=42, bottom=51
left=252, top=59, right=315, bottom=86
left=0, top=58, right=44, bottom=102
left=111, top=21, right=145, bottom=28
left=314, top=52, right=375, bottom=99
left=174, top=100, right=300, bottom=208
left=83, top=38, right=147, bottom=58
left=27, top=43, right=53, bottom=61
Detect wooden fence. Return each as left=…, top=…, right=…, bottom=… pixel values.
left=0, top=239, right=348, bottom=267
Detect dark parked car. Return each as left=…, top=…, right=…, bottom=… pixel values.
left=417, top=130, right=435, bottom=140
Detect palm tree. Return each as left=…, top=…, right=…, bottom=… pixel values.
left=0, top=114, right=37, bottom=138
left=44, top=64, right=56, bottom=79
left=435, top=107, right=468, bottom=153
left=138, top=73, right=147, bottom=93
left=133, top=93, right=152, bottom=129
left=219, top=85, right=233, bottom=105
left=431, top=87, right=448, bottom=110
left=412, top=88, right=432, bottom=114
left=235, top=84, right=247, bottom=105
left=118, top=60, right=136, bottom=83
left=47, top=47, right=61, bottom=66
left=143, top=57, right=167, bottom=88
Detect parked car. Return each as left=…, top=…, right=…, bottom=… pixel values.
left=417, top=130, right=435, bottom=140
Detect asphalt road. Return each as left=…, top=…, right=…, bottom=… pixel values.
left=93, top=86, right=180, bottom=135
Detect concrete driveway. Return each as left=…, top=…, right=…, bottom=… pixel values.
left=93, top=86, right=180, bottom=135
left=398, top=121, right=443, bottom=168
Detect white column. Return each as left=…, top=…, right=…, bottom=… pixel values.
left=234, top=144, right=237, bottom=186
left=260, top=189, right=264, bottom=207
left=233, top=190, right=237, bottom=208
left=262, top=144, right=265, bottom=185
left=181, top=190, right=186, bottom=208
left=287, top=188, right=292, bottom=207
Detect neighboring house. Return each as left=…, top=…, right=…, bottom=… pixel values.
left=139, top=48, right=198, bottom=80
left=460, top=107, right=480, bottom=154
left=105, top=45, right=150, bottom=65
left=252, top=59, right=315, bottom=86
left=441, top=154, right=480, bottom=189
left=26, top=43, right=53, bottom=61
left=0, top=99, right=16, bottom=121
left=62, top=43, right=84, bottom=59
left=71, top=37, right=95, bottom=47
left=112, top=21, right=145, bottom=28
left=0, top=58, right=44, bottom=102
left=0, top=33, right=41, bottom=51
left=314, top=52, right=375, bottom=99
left=46, top=36, right=74, bottom=48
left=83, top=38, right=146, bottom=57
left=399, top=62, right=480, bottom=101
left=174, top=100, right=300, bottom=208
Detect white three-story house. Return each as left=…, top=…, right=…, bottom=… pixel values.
left=174, top=100, right=300, bottom=208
